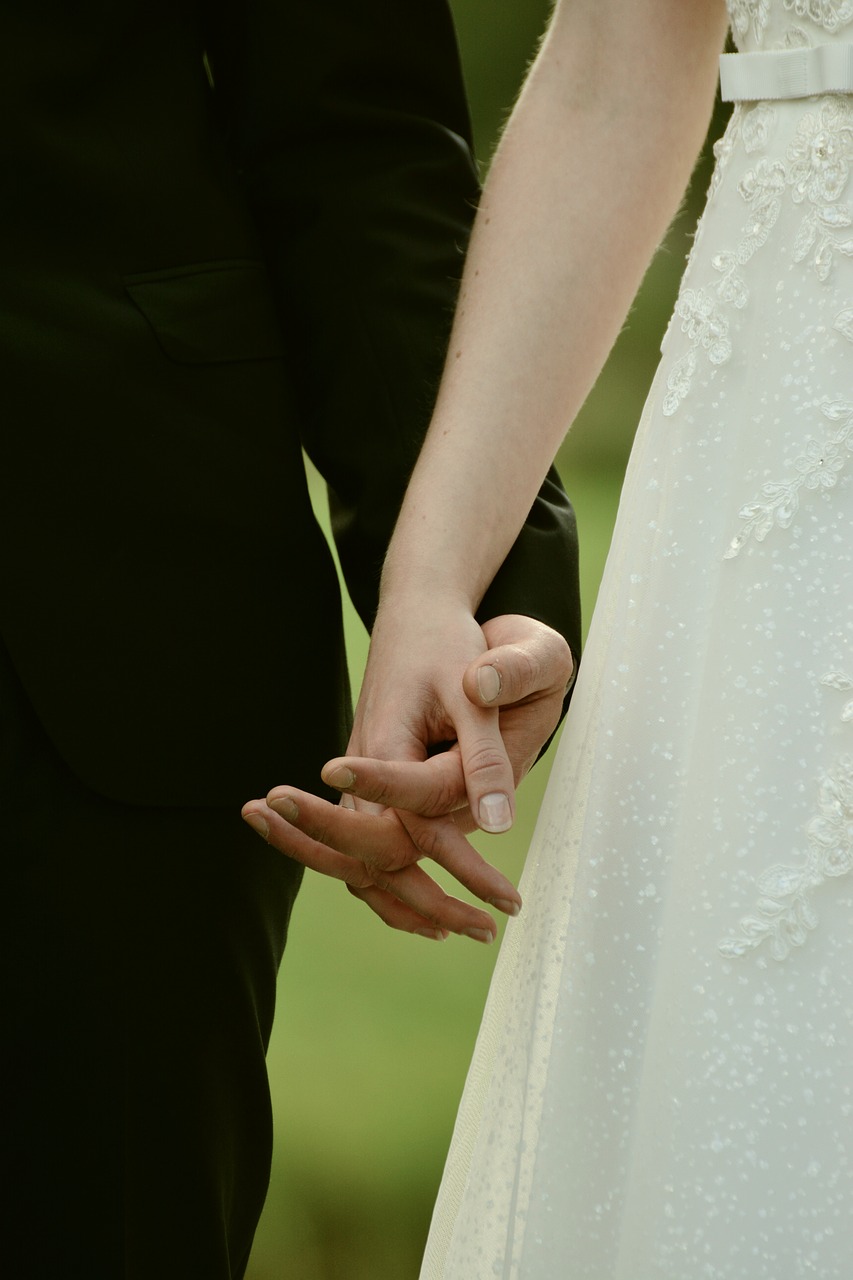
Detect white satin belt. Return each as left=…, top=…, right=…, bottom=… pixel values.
left=720, top=44, right=853, bottom=101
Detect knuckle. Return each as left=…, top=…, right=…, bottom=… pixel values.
left=463, top=737, right=510, bottom=781
left=359, top=776, right=396, bottom=807
left=409, top=819, right=450, bottom=862
left=343, top=865, right=372, bottom=890
left=360, top=846, right=392, bottom=875
left=555, top=638, right=575, bottom=685
left=365, top=825, right=416, bottom=874
left=307, top=810, right=339, bottom=849
left=506, top=635, right=573, bottom=699
left=543, top=633, right=574, bottom=685
left=506, top=645, right=540, bottom=698
left=371, top=870, right=399, bottom=899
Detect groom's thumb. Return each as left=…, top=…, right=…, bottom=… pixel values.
left=463, top=627, right=575, bottom=711
left=454, top=707, right=516, bottom=835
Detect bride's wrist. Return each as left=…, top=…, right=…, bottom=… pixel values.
left=379, top=540, right=488, bottom=618
left=377, top=565, right=482, bottom=620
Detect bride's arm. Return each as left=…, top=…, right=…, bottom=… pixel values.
left=382, top=0, right=729, bottom=615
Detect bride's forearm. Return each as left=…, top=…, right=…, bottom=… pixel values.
left=381, top=0, right=728, bottom=611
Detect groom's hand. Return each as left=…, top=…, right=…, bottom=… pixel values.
left=242, top=616, right=575, bottom=941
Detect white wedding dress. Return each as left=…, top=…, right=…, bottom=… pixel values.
left=421, top=4, right=853, bottom=1277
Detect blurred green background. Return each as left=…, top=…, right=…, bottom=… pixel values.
left=246, top=4, right=731, bottom=1276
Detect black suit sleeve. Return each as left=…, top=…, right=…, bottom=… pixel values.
left=205, top=0, right=581, bottom=665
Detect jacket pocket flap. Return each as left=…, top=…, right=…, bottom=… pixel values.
left=124, top=261, right=281, bottom=364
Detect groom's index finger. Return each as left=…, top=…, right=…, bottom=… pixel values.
left=321, top=752, right=467, bottom=817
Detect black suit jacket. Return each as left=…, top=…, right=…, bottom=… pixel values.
left=0, top=0, right=581, bottom=807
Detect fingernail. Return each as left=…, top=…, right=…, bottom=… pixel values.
left=415, top=928, right=448, bottom=941
left=476, top=664, right=502, bottom=704
left=269, top=795, right=299, bottom=822
left=463, top=927, right=495, bottom=945
left=244, top=813, right=269, bottom=841
left=479, top=792, right=512, bottom=833
left=489, top=897, right=520, bottom=918
left=322, top=764, right=356, bottom=790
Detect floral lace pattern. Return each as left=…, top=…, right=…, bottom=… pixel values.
left=782, top=0, right=853, bottom=31
left=789, top=98, right=853, bottom=279
left=728, top=0, right=772, bottom=41
left=712, top=157, right=785, bottom=308
left=663, top=98, right=853, bottom=418
left=663, top=109, right=779, bottom=413
left=706, top=108, right=745, bottom=206
left=724, top=399, right=853, bottom=557
left=719, top=754, right=853, bottom=960
left=721, top=676, right=853, bottom=960
left=662, top=291, right=732, bottom=415
left=725, top=0, right=853, bottom=44
left=742, top=103, right=777, bottom=154
left=822, top=671, right=853, bottom=720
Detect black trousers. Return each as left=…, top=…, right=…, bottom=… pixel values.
left=2, top=641, right=303, bottom=1278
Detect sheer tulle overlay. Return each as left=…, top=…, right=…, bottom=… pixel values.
left=422, top=5, right=853, bottom=1277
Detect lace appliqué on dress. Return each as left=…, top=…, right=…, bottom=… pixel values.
left=728, top=0, right=772, bottom=42
left=719, top=754, right=853, bottom=961
left=713, top=157, right=785, bottom=309
left=822, top=671, right=853, bottom=721
left=708, top=108, right=745, bottom=205
left=663, top=110, right=777, bottom=416
left=782, top=0, right=853, bottom=32
left=724, top=398, right=853, bottom=557
left=662, top=291, right=732, bottom=415
left=742, top=104, right=777, bottom=155
left=721, top=678, right=853, bottom=961
left=788, top=98, right=853, bottom=280
left=664, top=99, right=852, bottom=417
